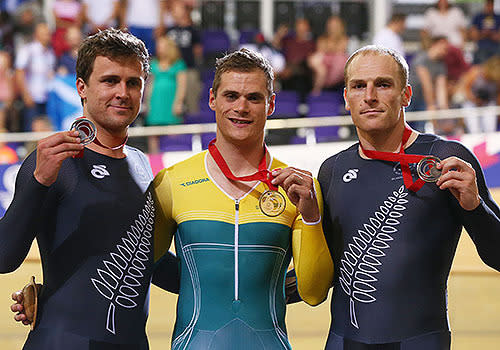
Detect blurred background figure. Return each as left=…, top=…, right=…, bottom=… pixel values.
left=120, top=0, right=166, bottom=56
left=470, top=0, right=500, bottom=65
left=12, top=0, right=44, bottom=51
left=408, top=36, right=455, bottom=134
left=165, top=0, right=202, bottom=115
left=14, top=22, right=55, bottom=131
left=273, top=18, right=315, bottom=101
left=240, top=32, right=285, bottom=79
left=307, top=16, right=348, bottom=95
left=0, top=128, right=18, bottom=165
left=56, top=25, right=81, bottom=76
left=51, top=0, right=82, bottom=58
left=373, top=13, right=407, bottom=56
left=82, top=0, right=120, bottom=34
left=0, top=51, right=14, bottom=131
left=145, top=35, right=187, bottom=154
left=459, top=55, right=500, bottom=134
left=421, top=0, right=467, bottom=49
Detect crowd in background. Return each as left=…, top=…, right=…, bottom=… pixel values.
left=0, top=0, right=499, bottom=159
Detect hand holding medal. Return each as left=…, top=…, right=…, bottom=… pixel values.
left=271, top=167, right=320, bottom=222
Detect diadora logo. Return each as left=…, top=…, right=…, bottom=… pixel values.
left=343, top=169, right=359, bottom=183
left=91, top=165, right=110, bottom=179
left=180, top=178, right=210, bottom=187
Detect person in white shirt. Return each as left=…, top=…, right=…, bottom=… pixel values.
left=82, top=0, right=120, bottom=33
left=421, top=0, right=467, bottom=49
left=373, top=14, right=406, bottom=57
left=15, top=22, right=55, bottom=131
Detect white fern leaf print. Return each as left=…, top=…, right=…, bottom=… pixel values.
left=91, top=192, right=155, bottom=334
left=339, top=185, right=408, bottom=329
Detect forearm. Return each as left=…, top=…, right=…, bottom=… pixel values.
left=0, top=175, right=48, bottom=273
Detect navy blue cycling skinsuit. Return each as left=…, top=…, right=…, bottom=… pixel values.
left=0, top=146, right=179, bottom=349
left=318, top=134, right=500, bottom=349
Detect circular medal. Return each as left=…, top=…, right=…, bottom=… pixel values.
left=417, top=156, right=442, bottom=182
left=70, top=118, right=96, bottom=146
left=259, top=190, right=286, bottom=217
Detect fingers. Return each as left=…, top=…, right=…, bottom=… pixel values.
left=38, top=130, right=81, bottom=149
left=435, top=156, right=476, bottom=187
left=11, top=290, right=23, bottom=303
left=271, top=167, right=313, bottom=190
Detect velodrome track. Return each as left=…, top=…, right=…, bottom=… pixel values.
left=1, top=189, right=499, bottom=349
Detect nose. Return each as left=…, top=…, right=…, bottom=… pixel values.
left=364, top=82, right=377, bottom=105
left=115, top=81, right=129, bottom=100
left=233, top=96, right=249, bottom=114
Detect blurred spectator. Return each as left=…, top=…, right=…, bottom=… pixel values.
left=240, top=32, right=285, bottom=79
left=408, top=37, right=452, bottom=134
left=0, top=10, right=15, bottom=53
left=0, top=128, right=18, bottom=164
left=470, top=0, right=500, bottom=65
left=373, top=13, right=406, bottom=56
left=421, top=0, right=467, bottom=49
left=57, top=25, right=82, bottom=75
left=308, top=16, right=348, bottom=95
left=459, top=56, right=500, bottom=134
left=120, top=0, right=166, bottom=56
left=51, top=0, right=82, bottom=58
left=25, top=114, right=52, bottom=154
left=166, top=0, right=202, bottom=114
left=46, top=71, right=83, bottom=131
left=273, top=18, right=316, bottom=101
left=0, top=51, right=14, bottom=130
left=442, top=37, right=470, bottom=100
left=15, top=22, right=55, bottom=131
left=145, top=36, right=187, bottom=153
left=82, top=0, right=120, bottom=34
left=12, top=0, right=44, bottom=50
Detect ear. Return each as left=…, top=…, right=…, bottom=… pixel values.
left=208, top=88, right=216, bottom=111
left=267, top=93, right=276, bottom=117
left=76, top=78, right=87, bottom=103
left=402, top=85, right=412, bottom=107
left=343, top=87, right=351, bottom=112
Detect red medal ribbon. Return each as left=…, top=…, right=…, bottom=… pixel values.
left=208, top=139, right=278, bottom=191
left=360, top=125, right=427, bottom=192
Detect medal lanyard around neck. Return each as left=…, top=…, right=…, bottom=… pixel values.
left=207, top=139, right=278, bottom=191
left=359, top=125, right=427, bottom=192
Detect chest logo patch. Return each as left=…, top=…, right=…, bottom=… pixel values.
left=343, top=169, right=359, bottom=183
left=91, top=165, right=110, bottom=179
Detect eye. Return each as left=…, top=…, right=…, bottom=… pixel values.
left=352, top=83, right=365, bottom=89
left=225, top=93, right=238, bottom=101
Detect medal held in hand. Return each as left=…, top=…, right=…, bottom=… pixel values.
left=417, top=156, right=442, bottom=182
left=208, top=139, right=286, bottom=217
left=259, top=189, right=286, bottom=217
left=70, top=118, right=96, bottom=146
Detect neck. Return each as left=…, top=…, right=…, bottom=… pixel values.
left=358, top=120, right=415, bottom=154
left=86, top=125, right=128, bottom=158
left=213, top=137, right=267, bottom=176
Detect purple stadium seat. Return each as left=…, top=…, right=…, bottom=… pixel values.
left=159, top=134, right=193, bottom=152
left=201, top=30, right=231, bottom=55
left=201, top=132, right=217, bottom=149
left=184, top=111, right=215, bottom=124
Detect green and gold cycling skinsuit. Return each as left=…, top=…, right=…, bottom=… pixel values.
left=153, top=151, right=333, bottom=350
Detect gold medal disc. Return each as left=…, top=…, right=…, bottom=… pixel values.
left=259, top=190, right=286, bottom=217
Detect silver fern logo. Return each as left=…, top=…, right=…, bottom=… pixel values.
left=91, top=192, right=155, bottom=334
left=339, top=185, right=408, bottom=329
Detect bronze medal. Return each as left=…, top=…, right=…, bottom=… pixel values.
left=417, top=156, right=442, bottom=182
left=259, top=190, right=286, bottom=217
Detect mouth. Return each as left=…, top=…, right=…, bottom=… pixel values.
left=229, top=118, right=252, bottom=125
left=109, top=105, right=131, bottom=111
left=360, top=109, right=384, bottom=115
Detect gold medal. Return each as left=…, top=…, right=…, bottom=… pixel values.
left=259, top=190, right=286, bottom=217
left=417, top=156, right=442, bottom=182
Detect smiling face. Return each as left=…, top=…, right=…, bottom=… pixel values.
left=344, top=53, right=411, bottom=137
left=76, top=55, right=144, bottom=136
left=209, top=69, right=275, bottom=147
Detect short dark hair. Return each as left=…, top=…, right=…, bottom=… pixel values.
left=212, top=48, right=274, bottom=99
left=390, top=13, right=407, bottom=23
left=344, top=45, right=409, bottom=89
left=76, top=28, right=150, bottom=84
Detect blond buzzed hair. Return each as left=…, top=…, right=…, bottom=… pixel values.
left=344, top=45, right=409, bottom=89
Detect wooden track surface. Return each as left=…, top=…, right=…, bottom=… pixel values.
left=1, top=190, right=499, bottom=349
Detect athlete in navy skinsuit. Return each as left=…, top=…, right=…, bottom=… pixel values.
left=318, top=46, right=500, bottom=349
left=0, top=29, right=178, bottom=349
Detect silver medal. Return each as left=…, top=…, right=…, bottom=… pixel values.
left=417, top=156, right=442, bottom=182
left=70, top=118, right=96, bottom=146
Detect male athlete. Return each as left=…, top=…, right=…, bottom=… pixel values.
left=318, top=46, right=500, bottom=349
left=152, top=48, right=333, bottom=350
left=0, top=29, right=177, bottom=349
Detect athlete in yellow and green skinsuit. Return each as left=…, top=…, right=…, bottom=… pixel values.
left=153, top=150, right=333, bottom=350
